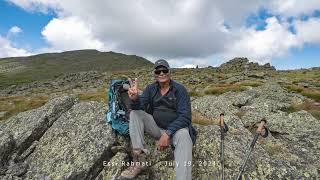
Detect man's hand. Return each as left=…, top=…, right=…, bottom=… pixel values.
left=128, top=78, right=140, bottom=100
left=158, top=132, right=170, bottom=151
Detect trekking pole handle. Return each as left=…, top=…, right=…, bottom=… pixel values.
left=220, top=113, right=228, bottom=133
left=256, top=118, right=268, bottom=137
left=219, top=113, right=224, bottom=127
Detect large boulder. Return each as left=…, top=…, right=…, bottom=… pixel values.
left=24, top=101, right=116, bottom=179
left=0, top=96, right=76, bottom=156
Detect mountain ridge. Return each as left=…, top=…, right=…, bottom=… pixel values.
left=0, top=49, right=153, bottom=88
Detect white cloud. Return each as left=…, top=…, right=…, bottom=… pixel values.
left=0, top=26, right=31, bottom=58
left=295, top=18, right=320, bottom=44
left=269, top=0, right=320, bottom=17
left=6, top=26, right=23, bottom=40
left=222, top=17, right=300, bottom=64
left=8, top=0, right=261, bottom=61
left=8, top=26, right=22, bottom=35
left=0, top=35, right=31, bottom=58
left=5, top=0, right=320, bottom=67
left=41, top=17, right=106, bottom=51
left=179, top=64, right=197, bottom=68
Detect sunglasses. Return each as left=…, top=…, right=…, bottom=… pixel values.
left=154, top=69, right=169, bottom=75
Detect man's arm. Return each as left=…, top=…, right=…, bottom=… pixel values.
left=129, top=85, right=150, bottom=110
left=165, top=85, right=192, bottom=137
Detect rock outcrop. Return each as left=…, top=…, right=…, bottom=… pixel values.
left=0, top=82, right=319, bottom=179
left=218, top=57, right=276, bottom=73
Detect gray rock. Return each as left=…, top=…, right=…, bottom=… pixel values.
left=25, top=101, right=116, bottom=180
left=223, top=90, right=258, bottom=108
left=14, top=141, right=39, bottom=162
left=266, top=110, right=320, bottom=134
left=0, top=174, right=22, bottom=180
left=192, top=95, right=239, bottom=117
left=0, top=130, right=15, bottom=174
left=256, top=110, right=320, bottom=178
left=0, top=96, right=76, bottom=155
left=97, top=152, right=128, bottom=180
left=150, top=161, right=175, bottom=179
left=240, top=83, right=303, bottom=126
left=6, top=162, right=28, bottom=177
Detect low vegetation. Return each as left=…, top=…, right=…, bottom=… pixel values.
left=0, top=95, right=49, bottom=121
left=235, top=111, right=246, bottom=119
left=265, top=141, right=285, bottom=157
left=192, top=111, right=219, bottom=125
left=77, top=88, right=107, bottom=103
left=285, top=100, right=320, bottom=120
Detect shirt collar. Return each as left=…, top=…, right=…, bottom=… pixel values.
left=156, top=79, right=174, bottom=90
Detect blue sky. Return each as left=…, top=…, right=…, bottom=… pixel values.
left=0, top=0, right=319, bottom=70
left=273, top=44, right=320, bottom=70
left=0, top=1, right=54, bottom=50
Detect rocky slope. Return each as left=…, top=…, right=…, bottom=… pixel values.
left=1, top=82, right=319, bottom=179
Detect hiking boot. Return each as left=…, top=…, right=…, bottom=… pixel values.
left=111, top=146, right=128, bottom=154
left=120, top=149, right=147, bottom=179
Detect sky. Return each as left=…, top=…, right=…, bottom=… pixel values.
left=0, top=0, right=319, bottom=70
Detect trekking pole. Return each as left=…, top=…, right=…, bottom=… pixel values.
left=236, top=119, right=268, bottom=180
left=219, top=113, right=228, bottom=180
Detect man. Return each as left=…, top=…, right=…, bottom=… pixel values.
left=120, top=59, right=197, bottom=180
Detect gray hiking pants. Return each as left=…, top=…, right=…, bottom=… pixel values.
left=129, top=110, right=193, bottom=180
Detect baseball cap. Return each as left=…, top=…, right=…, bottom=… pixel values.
left=154, top=59, right=170, bottom=69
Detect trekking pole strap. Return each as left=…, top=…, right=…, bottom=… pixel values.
left=220, top=113, right=229, bottom=133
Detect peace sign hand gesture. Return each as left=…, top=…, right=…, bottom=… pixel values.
left=128, top=78, right=141, bottom=100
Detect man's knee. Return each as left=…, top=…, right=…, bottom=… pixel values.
left=129, top=110, right=144, bottom=120
left=173, top=128, right=192, bottom=147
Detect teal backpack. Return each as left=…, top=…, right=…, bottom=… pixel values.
left=106, top=80, right=130, bottom=135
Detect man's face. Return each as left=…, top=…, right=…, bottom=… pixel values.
left=154, top=66, right=170, bottom=83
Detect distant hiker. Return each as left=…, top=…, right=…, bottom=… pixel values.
left=120, top=59, right=197, bottom=180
